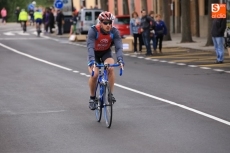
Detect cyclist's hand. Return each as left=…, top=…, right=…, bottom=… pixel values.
left=118, top=59, right=124, bottom=68
left=88, top=60, right=96, bottom=69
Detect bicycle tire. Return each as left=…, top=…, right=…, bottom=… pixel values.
left=95, top=83, right=102, bottom=122
left=103, top=84, right=113, bottom=128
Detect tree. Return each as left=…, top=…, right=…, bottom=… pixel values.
left=181, top=0, right=193, bottom=42
left=205, top=0, right=219, bottom=46
left=162, top=0, right=171, bottom=41
left=194, top=0, right=200, bottom=37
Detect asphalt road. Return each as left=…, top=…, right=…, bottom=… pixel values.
left=0, top=24, right=230, bottom=153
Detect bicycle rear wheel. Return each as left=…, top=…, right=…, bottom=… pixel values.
left=103, top=84, right=113, bottom=128
left=95, top=83, right=102, bottom=122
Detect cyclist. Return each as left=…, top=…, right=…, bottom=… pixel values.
left=34, top=8, right=43, bottom=36
left=18, top=9, right=28, bottom=33
left=87, top=11, right=124, bottom=110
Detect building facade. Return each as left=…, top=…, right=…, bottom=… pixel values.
left=73, top=0, right=229, bottom=37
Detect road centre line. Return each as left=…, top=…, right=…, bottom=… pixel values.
left=0, top=42, right=230, bottom=126
left=0, top=43, right=72, bottom=71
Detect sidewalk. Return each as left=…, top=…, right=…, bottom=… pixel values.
left=163, top=33, right=215, bottom=52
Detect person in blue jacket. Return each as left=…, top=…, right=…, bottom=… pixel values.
left=155, top=14, right=167, bottom=53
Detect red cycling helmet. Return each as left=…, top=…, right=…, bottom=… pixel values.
left=98, top=11, right=114, bottom=21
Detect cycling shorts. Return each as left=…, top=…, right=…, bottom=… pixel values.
left=35, top=19, right=42, bottom=24
left=95, top=50, right=112, bottom=64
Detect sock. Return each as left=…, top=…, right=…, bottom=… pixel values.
left=90, top=96, right=95, bottom=99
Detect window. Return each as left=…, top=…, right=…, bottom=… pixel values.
left=123, top=0, right=129, bottom=15
left=114, top=17, right=130, bottom=25
left=85, top=12, right=92, bottom=21
left=95, top=11, right=101, bottom=20
left=95, top=0, right=98, bottom=5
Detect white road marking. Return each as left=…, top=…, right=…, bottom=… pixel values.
left=138, top=56, right=144, bottom=59
left=160, top=60, right=167, bottom=63
left=145, top=58, right=151, bottom=60
left=188, top=65, right=198, bottom=68
left=0, top=38, right=47, bottom=40
left=168, top=61, right=176, bottom=64
left=73, top=71, right=79, bottom=73
left=124, top=54, right=130, bottom=56
left=3, top=32, right=15, bottom=35
left=213, top=69, right=225, bottom=72
left=225, top=71, right=230, bottom=73
left=177, top=63, right=186, bottom=66
left=1, top=43, right=230, bottom=126
left=131, top=55, right=137, bottom=57
left=200, top=67, right=211, bottom=70
left=0, top=43, right=72, bottom=71
left=114, top=83, right=230, bottom=126
left=152, top=59, right=159, bottom=61
left=86, top=75, right=91, bottom=77
left=17, top=32, right=30, bottom=35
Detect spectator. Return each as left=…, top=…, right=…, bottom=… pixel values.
left=69, top=12, right=77, bottom=35
left=140, top=9, right=153, bottom=56
left=43, top=8, right=50, bottom=34
left=149, top=11, right=157, bottom=54
left=1, top=7, right=7, bottom=24
left=15, top=7, right=20, bottom=23
left=130, top=11, right=143, bottom=54
left=29, top=8, right=35, bottom=26
left=155, top=14, right=167, bottom=54
left=211, top=17, right=226, bottom=64
left=56, top=9, right=64, bottom=35
left=49, top=8, right=55, bottom=33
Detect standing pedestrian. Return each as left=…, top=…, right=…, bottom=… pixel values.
left=149, top=11, right=157, bottom=54
left=1, top=7, right=7, bottom=24
left=211, top=17, right=226, bottom=64
left=130, top=11, right=143, bottom=54
left=155, top=14, right=167, bottom=54
left=140, top=10, right=153, bottom=56
left=15, top=7, right=20, bottom=23
left=43, top=8, right=50, bottom=34
left=56, top=9, right=64, bottom=35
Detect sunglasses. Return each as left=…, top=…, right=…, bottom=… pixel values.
left=102, top=21, right=112, bottom=25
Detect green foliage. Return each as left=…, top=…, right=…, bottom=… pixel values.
left=0, top=0, right=53, bottom=22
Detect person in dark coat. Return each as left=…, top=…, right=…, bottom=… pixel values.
left=43, top=8, right=51, bottom=33
left=49, top=8, right=55, bottom=33
left=56, top=9, right=64, bottom=35
left=211, top=18, right=226, bottom=64
left=15, top=7, right=20, bottom=23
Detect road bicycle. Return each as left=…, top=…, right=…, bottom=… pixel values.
left=91, top=62, right=123, bottom=128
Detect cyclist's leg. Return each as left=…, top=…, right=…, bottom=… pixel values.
left=88, top=66, right=99, bottom=97
left=103, top=51, right=115, bottom=93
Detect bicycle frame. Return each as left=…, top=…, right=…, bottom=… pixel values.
left=92, top=63, right=123, bottom=105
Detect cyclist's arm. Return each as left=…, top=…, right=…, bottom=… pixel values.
left=87, top=27, right=96, bottom=62
left=112, top=28, right=123, bottom=61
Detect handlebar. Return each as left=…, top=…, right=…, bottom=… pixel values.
left=91, top=63, right=124, bottom=77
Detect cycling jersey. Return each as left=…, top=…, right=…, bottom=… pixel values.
left=87, top=25, right=123, bottom=62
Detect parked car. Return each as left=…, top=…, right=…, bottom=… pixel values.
left=113, top=15, right=130, bottom=38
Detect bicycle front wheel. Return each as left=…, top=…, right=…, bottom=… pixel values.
left=95, top=84, right=102, bottom=122
left=103, top=84, right=113, bottom=128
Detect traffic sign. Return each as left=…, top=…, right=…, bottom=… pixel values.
left=54, top=0, right=63, bottom=9
left=28, top=3, right=35, bottom=10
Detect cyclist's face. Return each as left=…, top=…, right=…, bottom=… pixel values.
left=100, top=20, right=112, bottom=32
